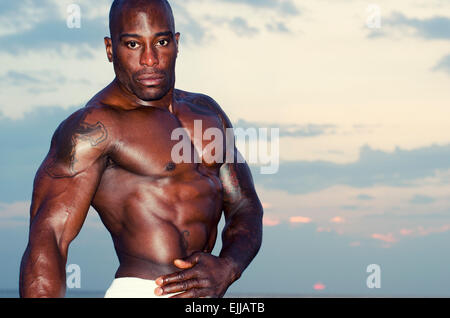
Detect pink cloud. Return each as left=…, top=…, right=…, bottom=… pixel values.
left=263, top=216, right=280, bottom=227
left=400, top=228, right=414, bottom=236
left=289, top=216, right=312, bottom=224
left=262, top=202, right=273, bottom=210
left=417, top=224, right=450, bottom=236
left=313, top=282, right=326, bottom=290
left=330, top=216, right=345, bottom=223
left=371, top=233, right=397, bottom=243
left=349, top=241, right=361, bottom=247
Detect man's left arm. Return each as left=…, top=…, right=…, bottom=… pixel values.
left=219, top=157, right=265, bottom=286
left=155, top=96, right=263, bottom=298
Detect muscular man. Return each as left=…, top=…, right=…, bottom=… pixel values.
left=19, top=0, right=263, bottom=298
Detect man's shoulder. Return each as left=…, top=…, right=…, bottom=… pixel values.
left=175, top=89, right=218, bottom=107
left=175, top=89, right=232, bottom=127
left=51, top=103, right=116, bottom=151
left=44, top=103, right=114, bottom=177
left=58, top=103, right=116, bottom=131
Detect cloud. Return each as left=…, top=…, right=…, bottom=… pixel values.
left=0, top=0, right=111, bottom=55
left=417, top=224, right=450, bottom=236
left=265, top=22, right=290, bottom=33
left=0, top=198, right=103, bottom=230
left=171, top=0, right=208, bottom=45
left=356, top=194, right=374, bottom=201
left=371, top=233, right=397, bottom=243
left=180, top=0, right=297, bottom=41
left=204, top=16, right=260, bottom=37
left=261, top=202, right=272, bottom=209
left=0, top=0, right=298, bottom=57
left=0, top=0, right=208, bottom=55
left=0, top=16, right=108, bottom=55
left=232, top=223, right=450, bottom=296
left=0, top=71, right=40, bottom=86
left=0, top=201, right=29, bottom=221
left=219, top=0, right=300, bottom=16
left=228, top=17, right=259, bottom=37
left=313, top=282, right=326, bottom=291
left=263, top=215, right=280, bottom=227
left=0, top=105, right=80, bottom=203
left=0, top=70, right=90, bottom=95
left=330, top=216, right=345, bottom=224
left=367, top=210, right=450, bottom=220
left=0, top=0, right=55, bottom=36
left=384, top=12, right=450, bottom=40
left=289, top=216, right=312, bottom=224
left=432, top=54, right=450, bottom=75
left=399, top=224, right=450, bottom=238
left=409, top=194, right=436, bottom=205
left=251, top=143, right=450, bottom=194
left=0, top=1, right=28, bottom=13
left=400, top=228, right=414, bottom=236
left=340, top=205, right=358, bottom=210
left=367, top=12, right=450, bottom=41
left=317, top=227, right=332, bottom=233
left=234, top=119, right=337, bottom=138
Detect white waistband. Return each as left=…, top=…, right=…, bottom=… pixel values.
left=104, top=277, right=171, bottom=298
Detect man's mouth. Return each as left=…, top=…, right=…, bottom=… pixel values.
left=136, top=74, right=165, bottom=86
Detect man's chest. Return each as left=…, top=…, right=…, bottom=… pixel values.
left=108, top=102, right=226, bottom=177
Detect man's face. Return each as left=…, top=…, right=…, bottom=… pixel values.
left=105, top=3, right=180, bottom=102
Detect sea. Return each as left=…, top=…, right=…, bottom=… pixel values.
left=0, top=289, right=106, bottom=298
left=0, top=289, right=331, bottom=298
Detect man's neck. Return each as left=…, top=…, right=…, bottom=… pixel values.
left=110, top=78, right=175, bottom=111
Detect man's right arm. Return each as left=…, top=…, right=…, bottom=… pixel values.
left=19, top=107, right=112, bottom=298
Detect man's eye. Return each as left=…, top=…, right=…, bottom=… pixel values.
left=157, top=39, right=169, bottom=47
left=127, top=41, right=140, bottom=49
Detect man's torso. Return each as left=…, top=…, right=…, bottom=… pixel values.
left=87, top=89, right=227, bottom=279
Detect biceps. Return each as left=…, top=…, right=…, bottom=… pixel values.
left=220, top=161, right=261, bottom=219
left=29, top=159, right=105, bottom=252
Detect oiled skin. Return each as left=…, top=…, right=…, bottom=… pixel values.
left=19, top=0, right=263, bottom=298
left=91, top=86, right=228, bottom=279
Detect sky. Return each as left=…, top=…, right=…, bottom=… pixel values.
left=0, top=0, right=450, bottom=297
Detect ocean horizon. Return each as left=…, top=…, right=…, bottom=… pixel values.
left=1, top=289, right=438, bottom=298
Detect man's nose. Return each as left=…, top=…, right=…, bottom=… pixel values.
left=140, top=45, right=158, bottom=67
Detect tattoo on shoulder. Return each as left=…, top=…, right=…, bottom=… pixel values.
left=44, top=120, right=108, bottom=179
left=76, top=121, right=108, bottom=147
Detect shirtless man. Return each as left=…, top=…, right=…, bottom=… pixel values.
left=19, top=0, right=263, bottom=298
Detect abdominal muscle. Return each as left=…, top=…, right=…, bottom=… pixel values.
left=112, top=221, right=216, bottom=280
left=92, top=166, right=223, bottom=280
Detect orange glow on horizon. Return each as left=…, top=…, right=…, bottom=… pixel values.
left=263, top=216, right=280, bottom=227
left=289, top=216, right=312, bottom=224
left=371, top=233, right=397, bottom=243
left=314, top=282, right=326, bottom=290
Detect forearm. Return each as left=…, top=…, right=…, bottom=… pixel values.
left=20, top=238, right=67, bottom=298
left=219, top=205, right=263, bottom=283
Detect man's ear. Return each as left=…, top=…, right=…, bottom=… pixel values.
left=104, top=37, right=113, bottom=62
left=175, top=32, right=180, bottom=55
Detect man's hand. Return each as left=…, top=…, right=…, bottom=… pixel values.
left=155, top=252, right=238, bottom=298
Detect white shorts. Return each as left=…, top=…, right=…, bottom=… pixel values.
left=104, top=277, right=178, bottom=298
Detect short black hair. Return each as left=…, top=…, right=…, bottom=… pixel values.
left=109, top=0, right=175, bottom=38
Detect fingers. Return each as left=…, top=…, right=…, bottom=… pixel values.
left=155, top=278, right=209, bottom=296
left=154, top=252, right=217, bottom=297
left=156, top=252, right=204, bottom=285
left=175, top=252, right=202, bottom=268
left=174, top=258, right=194, bottom=269
left=156, top=268, right=195, bottom=287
